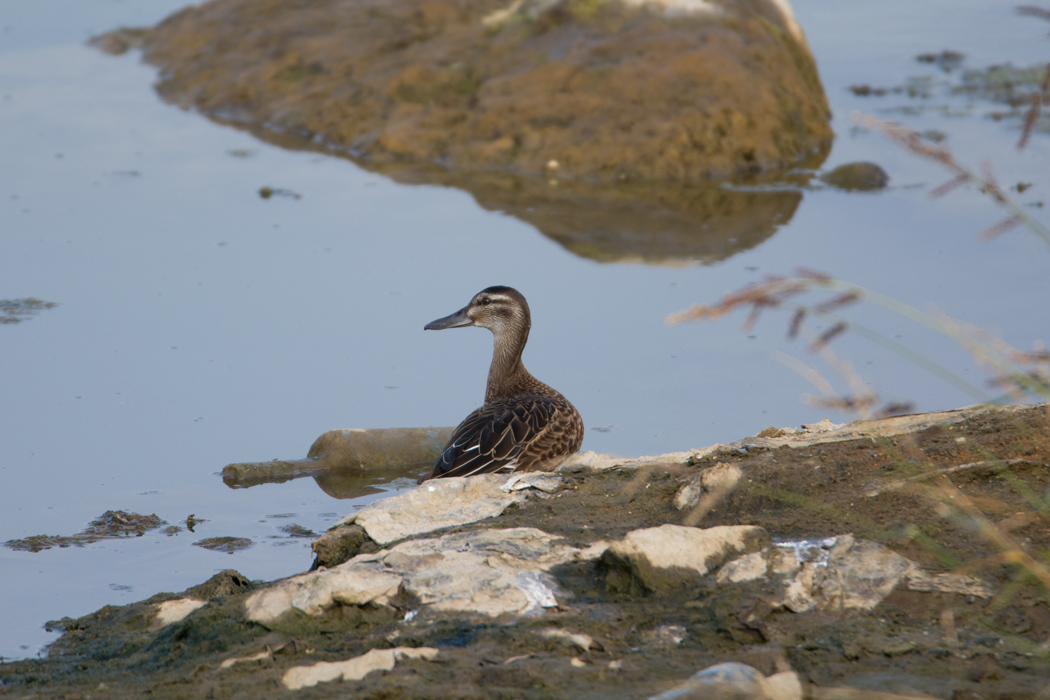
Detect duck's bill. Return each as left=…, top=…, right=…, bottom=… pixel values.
left=425, top=306, right=474, bottom=330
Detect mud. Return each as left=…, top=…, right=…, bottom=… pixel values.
left=3, top=404, right=1048, bottom=698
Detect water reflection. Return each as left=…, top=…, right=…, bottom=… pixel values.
left=312, top=463, right=429, bottom=500
left=217, top=120, right=826, bottom=266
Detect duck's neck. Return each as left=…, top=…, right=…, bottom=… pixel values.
left=485, top=322, right=532, bottom=402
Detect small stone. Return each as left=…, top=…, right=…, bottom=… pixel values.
left=641, top=624, right=687, bottom=648
left=540, top=628, right=603, bottom=652
left=716, top=551, right=768, bottom=584
left=819, top=162, right=890, bottom=192
left=673, top=463, right=743, bottom=510
left=648, top=662, right=779, bottom=700
left=151, top=598, right=205, bottom=629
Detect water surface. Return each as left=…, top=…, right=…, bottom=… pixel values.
left=1, top=0, right=1047, bottom=659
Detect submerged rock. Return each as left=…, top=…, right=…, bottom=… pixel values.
left=193, top=536, right=254, bottom=553
left=4, top=510, right=166, bottom=552
left=819, top=161, right=890, bottom=191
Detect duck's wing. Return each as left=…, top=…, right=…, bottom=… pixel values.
left=425, top=398, right=557, bottom=480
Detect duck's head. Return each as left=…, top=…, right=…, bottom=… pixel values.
left=425, top=285, right=531, bottom=336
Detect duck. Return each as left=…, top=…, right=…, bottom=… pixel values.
left=419, top=286, right=584, bottom=482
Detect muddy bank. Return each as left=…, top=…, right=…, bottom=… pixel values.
left=4, top=403, right=1049, bottom=699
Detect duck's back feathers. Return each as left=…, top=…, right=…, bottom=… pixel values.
left=424, top=393, right=583, bottom=480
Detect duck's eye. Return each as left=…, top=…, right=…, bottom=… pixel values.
left=480, top=297, right=492, bottom=306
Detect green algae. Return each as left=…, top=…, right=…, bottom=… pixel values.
left=4, top=511, right=167, bottom=553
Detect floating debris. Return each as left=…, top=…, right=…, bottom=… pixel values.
left=278, top=524, right=316, bottom=538
left=4, top=510, right=167, bottom=552
left=1, top=298, right=57, bottom=324
left=193, top=537, right=253, bottom=553
left=258, top=186, right=300, bottom=200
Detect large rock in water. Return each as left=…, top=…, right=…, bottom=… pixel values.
left=139, top=0, right=830, bottom=182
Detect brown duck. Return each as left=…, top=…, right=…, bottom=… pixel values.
left=419, top=286, right=584, bottom=482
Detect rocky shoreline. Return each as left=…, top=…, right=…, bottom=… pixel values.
left=4, top=403, right=1049, bottom=698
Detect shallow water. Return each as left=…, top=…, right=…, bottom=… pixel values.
left=1, top=0, right=1047, bottom=659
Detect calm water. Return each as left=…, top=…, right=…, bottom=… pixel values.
left=1, top=0, right=1047, bottom=659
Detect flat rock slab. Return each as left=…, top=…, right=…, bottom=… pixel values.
left=604, top=524, right=767, bottom=591
left=246, top=527, right=606, bottom=623
left=339, top=473, right=562, bottom=545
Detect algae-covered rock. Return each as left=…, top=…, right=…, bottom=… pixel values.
left=135, top=0, right=831, bottom=183
left=819, top=161, right=890, bottom=191
left=4, top=510, right=166, bottom=552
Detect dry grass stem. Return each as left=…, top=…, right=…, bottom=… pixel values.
left=923, top=474, right=1050, bottom=591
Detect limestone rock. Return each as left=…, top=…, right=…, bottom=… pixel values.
left=339, top=474, right=530, bottom=545
left=247, top=528, right=607, bottom=623
left=151, top=598, right=205, bottom=629
left=604, top=524, right=767, bottom=592
left=714, top=534, right=992, bottom=614
left=673, top=462, right=743, bottom=510
left=282, top=646, right=439, bottom=690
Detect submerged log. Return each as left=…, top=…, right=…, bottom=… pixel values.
left=221, top=426, right=455, bottom=489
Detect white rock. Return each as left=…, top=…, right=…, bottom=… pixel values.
left=219, top=649, right=271, bottom=670
left=247, top=528, right=604, bottom=623
left=641, top=624, right=687, bottom=647
left=648, top=661, right=776, bottom=699
left=245, top=567, right=402, bottom=624
left=715, top=551, right=767, bottom=584
left=715, top=534, right=991, bottom=614
left=281, top=647, right=438, bottom=690
left=540, top=628, right=601, bottom=652
left=339, top=475, right=528, bottom=545
left=674, top=463, right=743, bottom=510
left=904, top=569, right=992, bottom=598
left=609, top=524, right=767, bottom=577
left=501, top=472, right=564, bottom=493
left=152, top=598, right=206, bottom=629
left=818, top=536, right=914, bottom=611
left=765, top=670, right=803, bottom=700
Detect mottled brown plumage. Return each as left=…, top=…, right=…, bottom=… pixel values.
left=419, top=286, right=584, bottom=481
